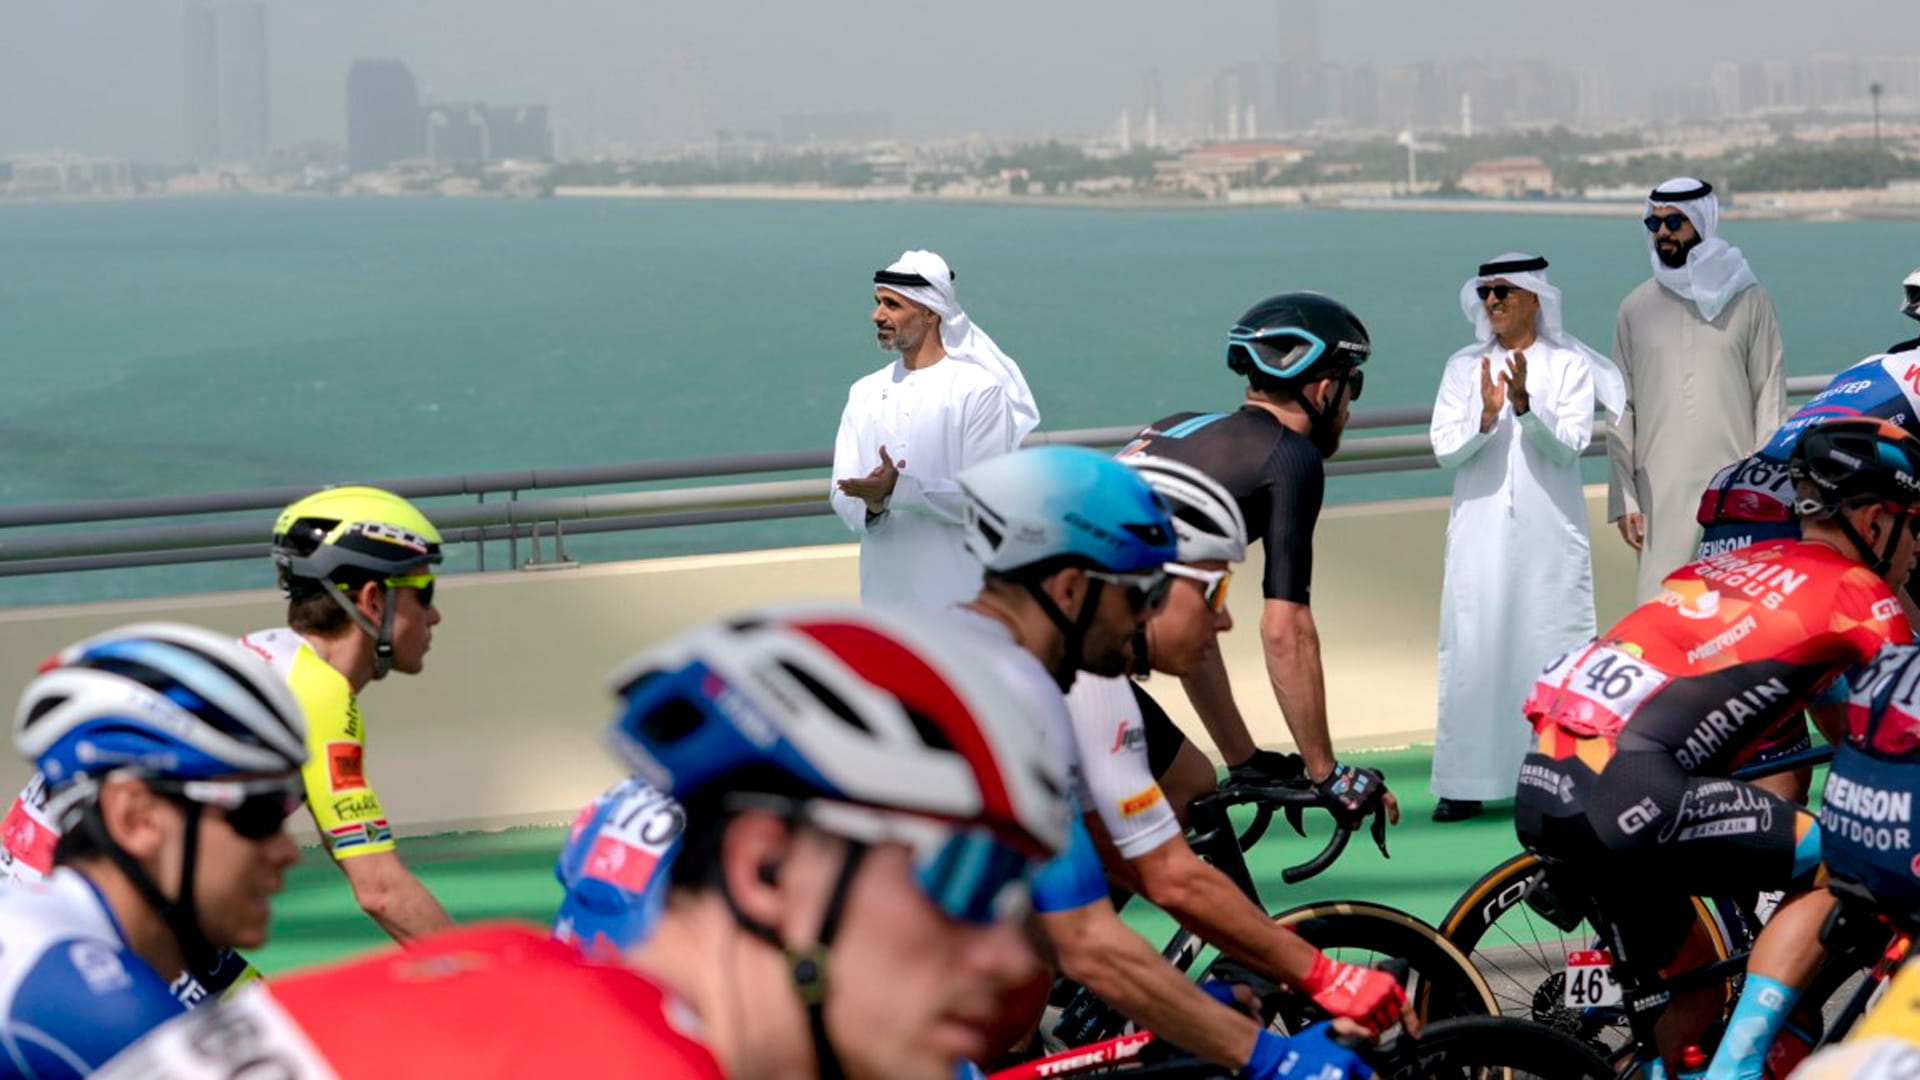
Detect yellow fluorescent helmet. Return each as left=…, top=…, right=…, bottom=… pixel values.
left=271, top=485, right=444, bottom=583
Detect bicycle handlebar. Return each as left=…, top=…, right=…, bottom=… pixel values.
left=1187, top=781, right=1390, bottom=886
left=1729, top=742, right=1833, bottom=782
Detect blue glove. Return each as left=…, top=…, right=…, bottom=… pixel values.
left=1241, top=1024, right=1373, bottom=1080
left=1200, top=979, right=1244, bottom=1009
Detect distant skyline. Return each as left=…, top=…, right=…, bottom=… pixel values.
left=1, top=0, right=1916, bottom=161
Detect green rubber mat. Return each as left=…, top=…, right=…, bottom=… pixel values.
left=248, top=745, right=1527, bottom=974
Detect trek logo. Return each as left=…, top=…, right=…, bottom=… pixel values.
left=1673, top=678, right=1793, bottom=770
left=1616, top=798, right=1662, bottom=835
left=1111, top=721, right=1148, bottom=756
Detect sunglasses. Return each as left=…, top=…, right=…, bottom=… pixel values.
left=739, top=795, right=1040, bottom=925
left=1642, top=212, right=1689, bottom=234
left=1086, top=569, right=1174, bottom=614
left=1340, top=368, right=1365, bottom=402
left=1475, top=284, right=1521, bottom=302
left=385, top=573, right=436, bottom=609
left=147, top=777, right=306, bottom=841
left=1165, top=564, right=1234, bottom=613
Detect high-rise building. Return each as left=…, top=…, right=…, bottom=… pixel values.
left=1273, top=0, right=1324, bottom=130
left=183, top=0, right=269, bottom=163
left=216, top=2, right=268, bottom=161
left=487, top=106, right=554, bottom=160
left=424, top=103, right=490, bottom=164
left=347, top=60, right=423, bottom=172
left=184, top=2, right=219, bottom=162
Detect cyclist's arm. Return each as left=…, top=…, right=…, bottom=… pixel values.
left=1262, top=598, right=1334, bottom=781
left=333, top=850, right=453, bottom=943
left=1088, top=814, right=1319, bottom=988
left=1179, top=640, right=1258, bottom=767
left=1037, top=900, right=1263, bottom=1073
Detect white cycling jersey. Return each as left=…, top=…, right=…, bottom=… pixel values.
left=1063, top=675, right=1182, bottom=860
left=0, top=868, right=187, bottom=1078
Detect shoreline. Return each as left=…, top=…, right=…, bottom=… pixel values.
left=550, top=184, right=1920, bottom=221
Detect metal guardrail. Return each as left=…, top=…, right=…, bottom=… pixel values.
left=0, top=379, right=1831, bottom=579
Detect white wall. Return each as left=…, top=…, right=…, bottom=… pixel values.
left=0, top=488, right=1638, bottom=835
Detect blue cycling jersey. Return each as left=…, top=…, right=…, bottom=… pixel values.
left=552, top=777, right=685, bottom=957
left=0, top=868, right=186, bottom=1079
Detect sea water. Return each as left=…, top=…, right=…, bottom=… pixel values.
left=3, top=196, right=1914, bottom=604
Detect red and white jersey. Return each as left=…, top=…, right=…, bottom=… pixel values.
left=1, top=773, right=59, bottom=887
left=97, top=924, right=727, bottom=1079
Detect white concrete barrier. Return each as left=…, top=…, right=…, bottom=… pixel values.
left=0, top=487, right=1638, bottom=835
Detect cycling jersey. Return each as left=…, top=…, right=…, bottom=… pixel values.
left=1123, top=407, right=1323, bottom=604
left=1820, top=642, right=1920, bottom=927
left=1515, top=540, right=1908, bottom=971
left=239, top=628, right=394, bottom=860
left=552, top=777, right=685, bottom=958
left=1063, top=676, right=1182, bottom=860
left=943, top=610, right=1108, bottom=915
left=0, top=773, right=55, bottom=887
left=94, top=925, right=726, bottom=1080
left=0, top=868, right=187, bottom=1078
left=1697, top=353, right=1920, bottom=560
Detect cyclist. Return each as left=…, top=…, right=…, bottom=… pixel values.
left=1063, top=453, right=1393, bottom=1024
left=1514, top=418, right=1920, bottom=1079
left=1789, top=636, right=1920, bottom=1077
left=1121, top=292, right=1394, bottom=827
left=1893, top=266, right=1920, bottom=355
left=241, top=485, right=455, bottom=942
left=103, top=605, right=1086, bottom=1079
left=0, top=623, right=307, bottom=1077
left=954, top=445, right=1393, bottom=1076
left=550, top=774, right=683, bottom=958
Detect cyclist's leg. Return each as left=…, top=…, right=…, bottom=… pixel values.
left=1744, top=721, right=1813, bottom=807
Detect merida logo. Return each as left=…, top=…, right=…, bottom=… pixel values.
left=1674, top=678, right=1793, bottom=770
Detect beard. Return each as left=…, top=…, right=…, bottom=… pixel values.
left=1309, top=419, right=1344, bottom=457
left=1656, top=233, right=1701, bottom=269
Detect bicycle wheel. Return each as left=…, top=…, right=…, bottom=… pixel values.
left=1386, top=1015, right=1617, bottom=1080
left=1237, top=899, right=1496, bottom=1034
left=1439, top=851, right=1736, bottom=1060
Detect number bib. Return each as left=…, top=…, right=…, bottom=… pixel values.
left=1530, top=644, right=1671, bottom=738
left=1564, top=949, right=1623, bottom=1008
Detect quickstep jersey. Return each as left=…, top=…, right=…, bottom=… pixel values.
left=94, top=925, right=726, bottom=1080
left=1526, top=539, right=1907, bottom=774
left=0, top=868, right=186, bottom=1079
left=1123, top=407, right=1323, bottom=603
left=553, top=778, right=685, bottom=958
left=1697, top=353, right=1920, bottom=558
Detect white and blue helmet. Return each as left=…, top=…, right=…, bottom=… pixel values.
left=959, top=446, right=1178, bottom=576
left=17, top=623, right=308, bottom=802
left=1121, top=455, right=1247, bottom=565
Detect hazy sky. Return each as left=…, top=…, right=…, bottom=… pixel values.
left=0, top=0, right=1911, bottom=160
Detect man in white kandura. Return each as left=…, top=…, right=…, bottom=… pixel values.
left=830, top=250, right=1040, bottom=611
left=1608, top=177, right=1787, bottom=601
left=1428, top=253, right=1625, bottom=822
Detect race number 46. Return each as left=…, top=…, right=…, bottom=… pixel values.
left=1564, top=949, right=1623, bottom=1008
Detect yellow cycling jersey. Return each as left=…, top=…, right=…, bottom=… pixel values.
left=240, top=628, right=395, bottom=860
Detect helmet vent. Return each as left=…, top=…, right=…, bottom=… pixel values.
left=24, top=695, right=66, bottom=727
left=904, top=708, right=954, bottom=753
left=1124, top=522, right=1172, bottom=547
left=639, top=696, right=707, bottom=745
left=778, top=662, right=871, bottom=734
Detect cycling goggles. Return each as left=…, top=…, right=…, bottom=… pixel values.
left=1087, top=569, right=1174, bottom=614
left=385, top=574, right=436, bottom=608
left=736, top=795, right=1038, bottom=925
left=1165, top=564, right=1233, bottom=613
left=1643, top=212, right=1689, bottom=234
left=147, top=776, right=306, bottom=841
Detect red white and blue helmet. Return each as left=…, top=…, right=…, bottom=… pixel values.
left=958, top=446, right=1177, bottom=576
left=16, top=623, right=308, bottom=802
left=604, top=605, right=1068, bottom=859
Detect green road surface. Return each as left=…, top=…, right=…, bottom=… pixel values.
left=249, top=745, right=1528, bottom=975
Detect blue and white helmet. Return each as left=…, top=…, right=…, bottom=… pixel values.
left=1121, top=455, right=1247, bottom=565
left=16, top=623, right=308, bottom=806
left=959, top=446, right=1178, bottom=575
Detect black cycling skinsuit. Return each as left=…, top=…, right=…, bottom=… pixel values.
left=1124, top=406, right=1323, bottom=605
